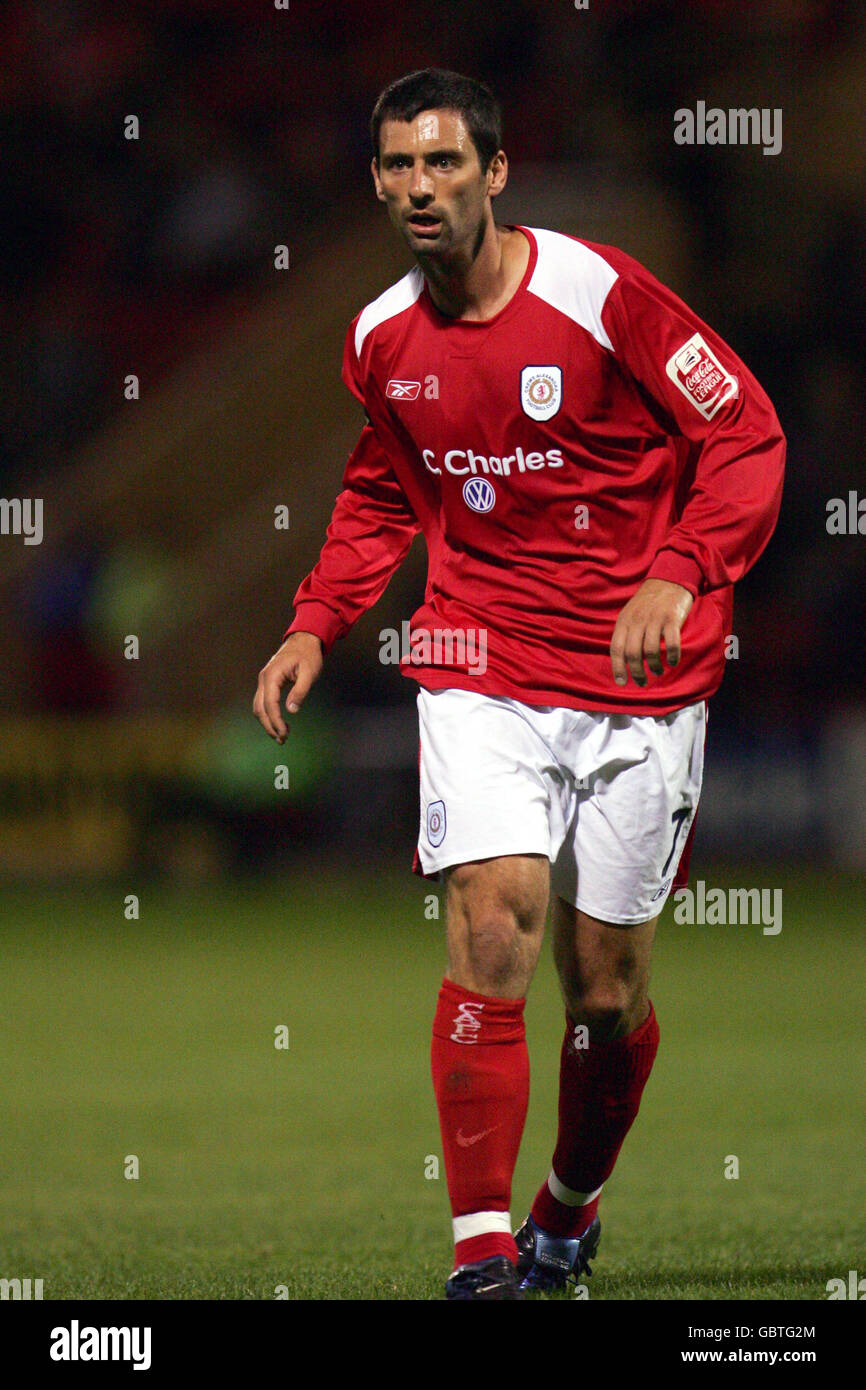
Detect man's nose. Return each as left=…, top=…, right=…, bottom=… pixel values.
left=409, top=162, right=434, bottom=200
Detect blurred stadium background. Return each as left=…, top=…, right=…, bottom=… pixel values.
left=1, top=0, right=864, bottom=1299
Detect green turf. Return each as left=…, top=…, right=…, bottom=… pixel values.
left=0, top=863, right=863, bottom=1300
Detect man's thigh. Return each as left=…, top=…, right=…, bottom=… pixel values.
left=444, top=854, right=550, bottom=998
left=552, top=899, right=657, bottom=995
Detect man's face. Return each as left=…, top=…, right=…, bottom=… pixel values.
left=372, top=109, right=504, bottom=258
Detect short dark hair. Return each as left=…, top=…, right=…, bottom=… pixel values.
left=370, top=68, right=502, bottom=172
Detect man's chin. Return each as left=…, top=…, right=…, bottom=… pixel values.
left=405, top=225, right=449, bottom=254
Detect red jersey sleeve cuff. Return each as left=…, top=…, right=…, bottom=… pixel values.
left=646, top=549, right=705, bottom=597
left=282, top=602, right=344, bottom=653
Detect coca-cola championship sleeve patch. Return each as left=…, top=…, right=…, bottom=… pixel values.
left=664, top=332, right=739, bottom=420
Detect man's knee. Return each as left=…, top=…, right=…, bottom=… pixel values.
left=553, top=903, right=655, bottom=1040
left=566, top=986, right=646, bottom=1042
left=445, top=855, right=548, bottom=994
left=569, top=995, right=636, bottom=1039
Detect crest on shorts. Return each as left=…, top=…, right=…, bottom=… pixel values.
left=521, top=365, right=562, bottom=421
left=427, top=800, right=447, bottom=848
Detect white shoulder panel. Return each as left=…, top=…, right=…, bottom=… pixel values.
left=354, top=266, right=425, bottom=357
left=526, top=227, right=618, bottom=352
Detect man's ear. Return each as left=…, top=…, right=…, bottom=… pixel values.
left=371, top=157, right=386, bottom=201
left=486, top=149, right=508, bottom=201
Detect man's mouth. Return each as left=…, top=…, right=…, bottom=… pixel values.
left=407, top=212, right=443, bottom=237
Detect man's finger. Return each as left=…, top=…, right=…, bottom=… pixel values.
left=643, top=621, right=665, bottom=676
left=253, top=684, right=276, bottom=741
left=262, top=669, right=291, bottom=742
left=285, top=661, right=315, bottom=714
left=623, top=625, right=648, bottom=686
left=610, top=623, right=629, bottom=686
left=662, top=617, right=682, bottom=666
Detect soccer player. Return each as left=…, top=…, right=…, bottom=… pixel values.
left=253, top=68, right=785, bottom=1299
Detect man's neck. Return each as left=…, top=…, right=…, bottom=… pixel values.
left=421, top=222, right=529, bottom=322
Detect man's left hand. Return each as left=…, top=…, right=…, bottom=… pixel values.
left=610, top=578, right=694, bottom=687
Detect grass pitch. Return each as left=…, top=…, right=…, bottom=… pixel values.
left=0, top=863, right=863, bottom=1300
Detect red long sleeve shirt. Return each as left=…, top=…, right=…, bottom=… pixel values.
left=286, top=226, right=785, bottom=713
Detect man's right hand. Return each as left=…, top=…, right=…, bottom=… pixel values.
left=252, top=631, right=324, bottom=744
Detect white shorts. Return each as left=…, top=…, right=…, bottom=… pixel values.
left=416, top=688, right=706, bottom=925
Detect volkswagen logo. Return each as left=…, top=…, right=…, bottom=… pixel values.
left=462, top=477, right=496, bottom=513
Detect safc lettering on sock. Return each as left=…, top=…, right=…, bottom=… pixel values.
left=450, top=1000, right=485, bottom=1044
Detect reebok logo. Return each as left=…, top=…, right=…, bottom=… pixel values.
left=456, top=1125, right=499, bottom=1148
left=386, top=379, right=421, bottom=400
left=450, top=1000, right=484, bottom=1043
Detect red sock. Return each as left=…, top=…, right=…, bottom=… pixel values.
left=431, top=977, right=529, bottom=1269
left=531, top=1001, right=659, bottom=1238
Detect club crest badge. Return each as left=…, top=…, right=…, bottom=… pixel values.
left=427, top=800, right=446, bottom=848
left=521, top=365, right=562, bottom=421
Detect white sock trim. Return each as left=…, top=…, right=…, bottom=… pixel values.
left=452, top=1210, right=512, bottom=1243
left=547, top=1171, right=604, bottom=1206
